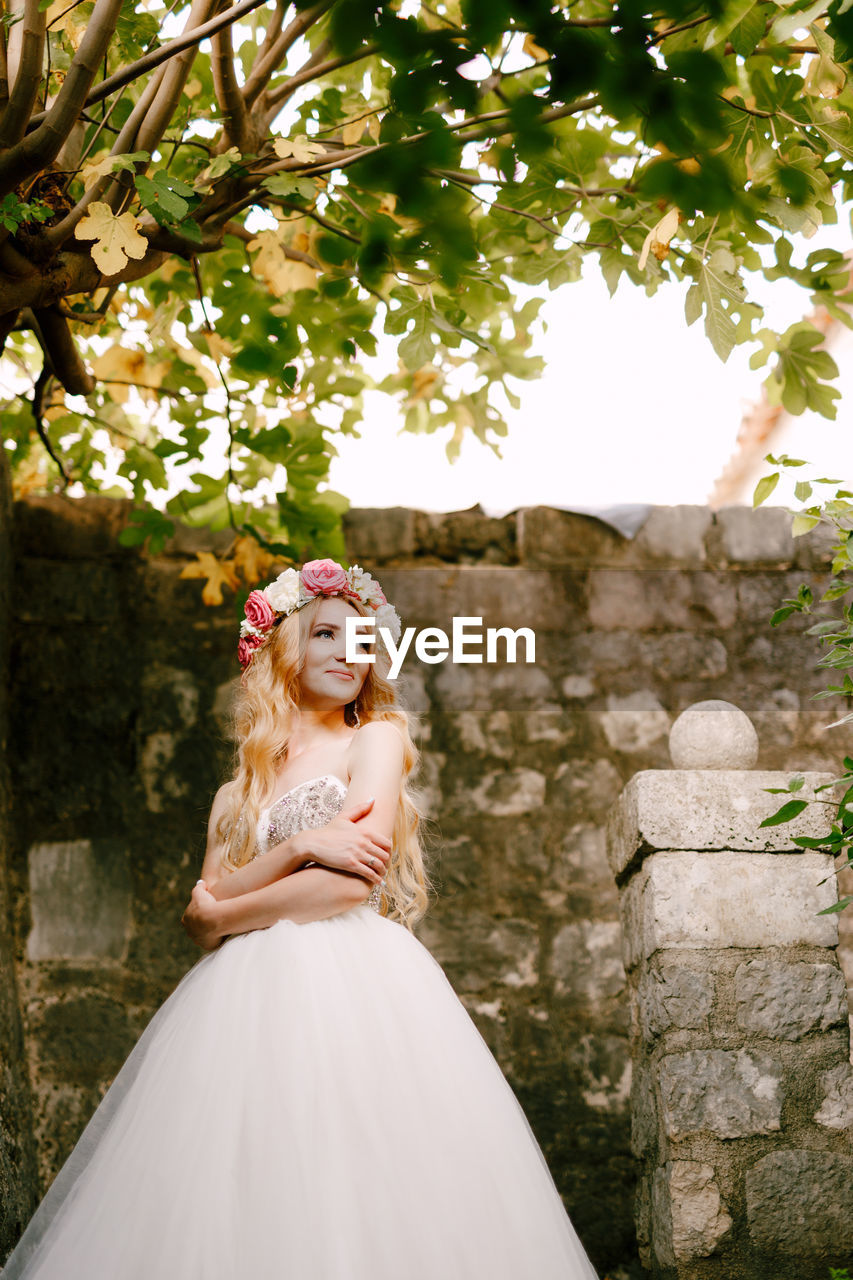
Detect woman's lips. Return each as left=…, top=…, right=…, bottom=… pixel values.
left=326, top=670, right=354, bottom=680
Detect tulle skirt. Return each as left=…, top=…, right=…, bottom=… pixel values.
left=3, top=905, right=599, bottom=1279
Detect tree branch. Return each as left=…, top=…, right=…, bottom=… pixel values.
left=27, top=0, right=271, bottom=130
left=261, top=43, right=378, bottom=118
left=0, top=0, right=123, bottom=198
left=0, top=21, right=9, bottom=118
left=0, top=245, right=169, bottom=316
left=30, top=303, right=95, bottom=394
left=211, top=0, right=252, bottom=151
left=30, top=364, right=73, bottom=486
left=242, top=0, right=333, bottom=109
left=0, top=0, right=45, bottom=148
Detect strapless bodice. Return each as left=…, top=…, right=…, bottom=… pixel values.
left=254, top=774, right=382, bottom=913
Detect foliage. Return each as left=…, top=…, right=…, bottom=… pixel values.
left=1, top=0, right=852, bottom=583
left=755, top=457, right=853, bottom=915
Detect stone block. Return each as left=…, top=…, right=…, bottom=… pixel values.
left=13, top=493, right=135, bottom=559
left=377, top=566, right=585, bottom=633
left=735, top=957, right=848, bottom=1040
left=549, top=921, right=626, bottom=1001
left=607, top=769, right=836, bottom=876
left=517, top=506, right=627, bottom=566
left=652, top=1161, right=732, bottom=1265
left=27, top=840, right=132, bottom=962
left=15, top=559, right=123, bottom=624
left=598, top=690, right=671, bottom=754
left=631, top=1064, right=658, bottom=1157
left=138, top=664, right=199, bottom=734
left=551, top=825, right=613, bottom=895
left=34, top=993, right=136, bottom=1086
left=432, top=652, right=554, bottom=710
left=619, top=851, right=838, bottom=968
left=561, top=674, right=595, bottom=698
left=635, top=962, right=714, bottom=1040
left=523, top=702, right=574, bottom=745
left=551, top=758, right=624, bottom=822
left=746, top=1150, right=853, bottom=1254
left=342, top=506, right=417, bottom=562
left=633, top=506, right=712, bottom=563
left=713, top=505, right=795, bottom=564
left=415, top=506, right=516, bottom=563
left=587, top=570, right=737, bottom=631
left=416, top=911, right=539, bottom=992
left=659, top=1048, right=783, bottom=1139
left=468, top=768, right=546, bottom=817
left=570, top=1031, right=632, bottom=1112
left=814, top=1062, right=853, bottom=1130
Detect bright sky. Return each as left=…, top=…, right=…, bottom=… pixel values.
left=326, top=235, right=853, bottom=518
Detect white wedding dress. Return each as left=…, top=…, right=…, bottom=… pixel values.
left=3, top=776, right=599, bottom=1279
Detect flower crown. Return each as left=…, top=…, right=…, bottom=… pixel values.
left=238, top=558, right=401, bottom=672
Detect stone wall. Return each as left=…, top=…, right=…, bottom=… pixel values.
left=6, top=495, right=853, bottom=1277
left=609, top=747, right=853, bottom=1278
left=0, top=449, right=38, bottom=1255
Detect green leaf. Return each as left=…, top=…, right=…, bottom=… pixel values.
left=684, top=248, right=751, bottom=363
left=758, top=798, right=808, bottom=827
left=817, top=896, right=853, bottom=915
left=398, top=302, right=434, bottom=370
left=753, top=472, right=779, bottom=507
left=792, top=512, right=821, bottom=536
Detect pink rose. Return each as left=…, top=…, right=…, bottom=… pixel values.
left=238, top=634, right=265, bottom=669
left=300, top=559, right=348, bottom=597
left=244, top=589, right=276, bottom=632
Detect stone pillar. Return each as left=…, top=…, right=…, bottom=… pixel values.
left=0, top=447, right=38, bottom=1255
left=608, top=700, right=853, bottom=1279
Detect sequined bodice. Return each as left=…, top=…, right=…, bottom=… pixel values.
left=254, top=774, right=382, bottom=913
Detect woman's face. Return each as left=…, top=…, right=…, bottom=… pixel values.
left=298, top=597, right=371, bottom=710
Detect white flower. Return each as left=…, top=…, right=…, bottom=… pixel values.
left=346, top=566, right=385, bottom=608
left=375, top=603, right=402, bottom=644
left=240, top=620, right=265, bottom=639
left=264, top=567, right=300, bottom=613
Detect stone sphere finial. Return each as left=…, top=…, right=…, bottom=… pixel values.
left=668, top=700, right=759, bottom=770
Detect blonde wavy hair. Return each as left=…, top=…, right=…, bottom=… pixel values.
left=215, top=594, right=430, bottom=929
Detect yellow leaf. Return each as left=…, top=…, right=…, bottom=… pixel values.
left=342, top=118, right=365, bottom=146
left=367, top=116, right=382, bottom=142
left=75, top=202, right=147, bottom=276
left=205, top=333, right=232, bottom=363
left=91, top=346, right=147, bottom=402
left=45, top=0, right=87, bottom=47
left=247, top=230, right=318, bottom=297
left=79, top=154, right=127, bottom=190
left=11, top=455, right=49, bottom=499
left=407, top=365, right=441, bottom=403
left=638, top=207, right=680, bottom=270
left=184, top=78, right=203, bottom=99
left=523, top=33, right=549, bottom=61
left=231, top=536, right=279, bottom=585
left=805, top=48, right=847, bottom=98
left=273, top=136, right=325, bottom=164
left=179, top=553, right=240, bottom=606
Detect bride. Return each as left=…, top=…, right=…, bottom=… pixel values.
left=2, top=559, right=599, bottom=1280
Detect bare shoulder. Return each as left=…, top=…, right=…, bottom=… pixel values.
left=208, top=780, right=235, bottom=828
left=348, top=720, right=405, bottom=766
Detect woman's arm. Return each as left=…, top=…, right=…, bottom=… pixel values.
left=184, top=865, right=373, bottom=948
left=182, top=723, right=405, bottom=947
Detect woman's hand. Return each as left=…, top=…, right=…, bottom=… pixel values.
left=291, top=797, right=392, bottom=884
left=181, top=880, right=224, bottom=951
